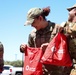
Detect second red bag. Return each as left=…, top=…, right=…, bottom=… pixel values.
left=41, top=33, right=72, bottom=67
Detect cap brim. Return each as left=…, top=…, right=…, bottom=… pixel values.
left=67, top=7, right=75, bottom=11
left=67, top=4, right=76, bottom=11
left=67, top=8, right=72, bottom=11
left=24, top=19, right=34, bottom=26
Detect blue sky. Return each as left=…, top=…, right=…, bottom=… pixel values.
left=0, top=0, right=76, bottom=61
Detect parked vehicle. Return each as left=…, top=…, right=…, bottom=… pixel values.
left=10, top=67, right=23, bottom=75
left=1, top=65, right=14, bottom=75
left=1, top=65, right=23, bottom=75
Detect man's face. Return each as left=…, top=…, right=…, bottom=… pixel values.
left=31, top=16, right=44, bottom=30
left=68, top=8, right=76, bottom=22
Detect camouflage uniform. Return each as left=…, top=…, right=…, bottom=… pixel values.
left=0, top=42, right=4, bottom=73
left=27, top=21, right=71, bottom=75
left=62, top=21, right=76, bottom=64
left=61, top=21, right=76, bottom=75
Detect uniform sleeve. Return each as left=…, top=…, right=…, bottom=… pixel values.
left=70, top=23, right=76, bottom=31
left=27, top=29, right=36, bottom=47
left=61, top=22, right=76, bottom=34
left=70, top=23, right=76, bottom=37
left=55, top=23, right=62, bottom=33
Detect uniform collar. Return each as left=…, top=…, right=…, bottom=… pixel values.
left=36, top=21, right=51, bottom=34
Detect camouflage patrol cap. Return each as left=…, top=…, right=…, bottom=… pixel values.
left=67, top=4, right=76, bottom=11
left=24, top=7, right=43, bottom=26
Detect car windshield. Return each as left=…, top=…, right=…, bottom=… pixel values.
left=3, top=66, right=10, bottom=70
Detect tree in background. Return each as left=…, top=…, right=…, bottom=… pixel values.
left=4, top=60, right=23, bottom=67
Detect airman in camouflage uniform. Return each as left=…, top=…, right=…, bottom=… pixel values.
left=61, top=4, right=76, bottom=75
left=20, top=7, right=71, bottom=75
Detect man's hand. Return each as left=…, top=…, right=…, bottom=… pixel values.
left=41, top=43, right=48, bottom=53
left=20, top=44, right=27, bottom=53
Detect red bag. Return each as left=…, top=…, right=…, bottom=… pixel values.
left=23, top=46, right=43, bottom=75
left=41, top=33, right=72, bottom=67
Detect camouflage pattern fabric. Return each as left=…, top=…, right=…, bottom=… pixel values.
left=63, top=22, right=76, bottom=63
left=69, top=38, right=76, bottom=59
left=70, top=69, right=76, bottom=75
left=61, top=21, right=76, bottom=75
left=28, top=21, right=57, bottom=48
